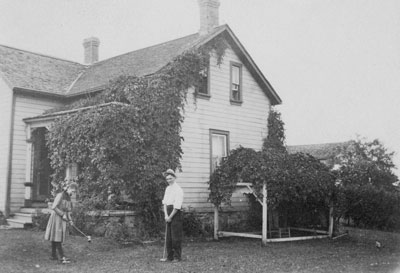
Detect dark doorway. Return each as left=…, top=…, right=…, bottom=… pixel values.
left=31, top=127, right=53, bottom=201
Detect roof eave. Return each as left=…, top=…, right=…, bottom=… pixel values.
left=13, top=87, right=66, bottom=99
left=0, top=71, right=15, bottom=90
left=23, top=101, right=129, bottom=124
left=11, top=26, right=282, bottom=106
left=65, top=86, right=105, bottom=98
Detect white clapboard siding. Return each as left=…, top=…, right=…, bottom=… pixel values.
left=0, top=78, right=13, bottom=213
left=178, top=47, right=271, bottom=212
left=9, top=94, right=63, bottom=212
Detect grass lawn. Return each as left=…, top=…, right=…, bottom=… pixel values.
left=0, top=227, right=399, bottom=273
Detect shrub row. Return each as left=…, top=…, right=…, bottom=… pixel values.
left=32, top=206, right=211, bottom=242
left=337, top=184, right=400, bottom=231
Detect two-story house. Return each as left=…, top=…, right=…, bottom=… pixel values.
left=0, top=0, right=281, bottom=226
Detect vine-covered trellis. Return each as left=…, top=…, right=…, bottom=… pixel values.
left=208, top=109, right=336, bottom=244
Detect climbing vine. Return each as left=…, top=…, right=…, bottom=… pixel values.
left=208, top=108, right=288, bottom=208
left=46, top=38, right=228, bottom=236
left=208, top=147, right=264, bottom=208
left=262, top=108, right=286, bottom=153
left=208, top=108, right=335, bottom=225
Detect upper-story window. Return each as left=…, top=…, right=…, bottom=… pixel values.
left=196, top=64, right=210, bottom=98
left=198, top=67, right=209, bottom=95
left=230, top=62, right=242, bottom=103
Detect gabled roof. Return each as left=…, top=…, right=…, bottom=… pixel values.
left=0, top=45, right=85, bottom=94
left=0, top=24, right=281, bottom=104
left=67, top=32, right=204, bottom=95
left=287, top=141, right=354, bottom=160
left=217, top=26, right=281, bottom=105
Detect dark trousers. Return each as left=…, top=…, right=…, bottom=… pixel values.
left=51, top=241, right=64, bottom=259
left=166, top=205, right=183, bottom=261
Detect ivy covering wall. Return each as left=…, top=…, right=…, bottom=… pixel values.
left=46, top=39, right=227, bottom=236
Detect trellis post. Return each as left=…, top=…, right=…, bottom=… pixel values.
left=214, top=206, right=219, bottom=240
left=328, top=203, right=334, bottom=238
left=262, top=182, right=267, bottom=246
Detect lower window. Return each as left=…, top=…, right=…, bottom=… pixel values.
left=210, top=129, right=230, bottom=173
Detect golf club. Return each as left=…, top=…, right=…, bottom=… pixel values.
left=71, top=224, right=92, bottom=243
left=160, top=224, right=167, bottom=262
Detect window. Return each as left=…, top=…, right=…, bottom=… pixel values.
left=196, top=66, right=210, bottom=97
left=210, top=129, right=230, bottom=173
left=230, top=62, right=242, bottom=103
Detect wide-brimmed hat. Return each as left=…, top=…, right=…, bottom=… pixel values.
left=66, top=182, right=78, bottom=190
left=63, top=181, right=78, bottom=191
left=162, top=169, right=176, bottom=178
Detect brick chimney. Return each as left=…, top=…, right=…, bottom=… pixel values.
left=82, top=37, right=100, bottom=65
left=198, top=0, right=220, bottom=35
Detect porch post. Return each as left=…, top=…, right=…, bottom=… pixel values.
left=24, top=125, right=33, bottom=207
left=262, top=182, right=267, bottom=246
left=65, top=165, right=72, bottom=181
left=65, top=164, right=77, bottom=203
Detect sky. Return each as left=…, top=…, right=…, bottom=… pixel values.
left=1, top=0, right=399, bottom=175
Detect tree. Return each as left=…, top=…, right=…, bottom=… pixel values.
left=262, top=108, right=286, bottom=153
left=335, top=138, right=398, bottom=190
left=334, top=137, right=400, bottom=230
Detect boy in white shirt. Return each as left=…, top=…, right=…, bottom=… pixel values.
left=162, top=169, right=184, bottom=262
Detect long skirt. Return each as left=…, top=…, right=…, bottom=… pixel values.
left=44, top=211, right=67, bottom=242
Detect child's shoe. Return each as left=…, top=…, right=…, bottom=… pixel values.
left=61, top=257, right=70, bottom=264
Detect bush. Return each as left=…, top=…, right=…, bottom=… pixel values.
left=104, top=221, right=135, bottom=242
left=71, top=201, right=104, bottom=236
left=182, top=208, right=209, bottom=237
left=284, top=201, right=329, bottom=229
left=0, top=211, right=7, bottom=225
left=31, top=213, right=50, bottom=231
left=338, top=184, right=400, bottom=231
left=246, top=194, right=262, bottom=230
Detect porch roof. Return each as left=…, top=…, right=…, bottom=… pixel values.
left=23, top=102, right=128, bottom=126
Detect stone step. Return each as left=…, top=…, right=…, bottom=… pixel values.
left=20, top=207, right=52, bottom=215
left=6, top=207, right=53, bottom=229
left=12, top=213, right=33, bottom=223
left=19, top=208, right=40, bottom=214
left=6, top=218, right=29, bottom=229
left=31, top=202, right=48, bottom=208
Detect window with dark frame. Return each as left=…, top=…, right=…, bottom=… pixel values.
left=230, top=63, right=242, bottom=102
left=197, top=66, right=209, bottom=97
left=210, top=129, right=230, bottom=173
